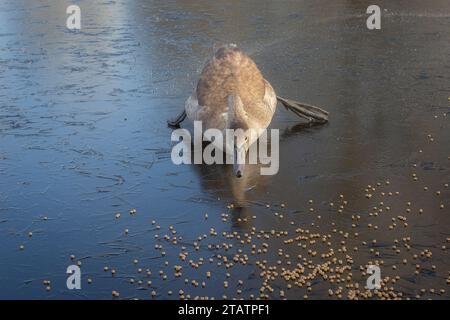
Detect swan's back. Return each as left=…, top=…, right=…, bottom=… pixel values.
left=196, top=45, right=266, bottom=114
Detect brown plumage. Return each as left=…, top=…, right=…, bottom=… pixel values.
left=184, top=44, right=277, bottom=133
left=196, top=46, right=265, bottom=116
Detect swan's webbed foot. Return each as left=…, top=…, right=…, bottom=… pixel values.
left=167, top=110, right=186, bottom=128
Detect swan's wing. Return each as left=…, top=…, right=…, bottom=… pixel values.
left=245, top=80, right=277, bottom=131
left=185, top=91, right=227, bottom=130
left=185, top=92, right=202, bottom=121
left=263, top=80, right=277, bottom=115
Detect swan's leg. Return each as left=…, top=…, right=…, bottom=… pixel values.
left=277, top=96, right=329, bottom=123
left=167, top=110, right=186, bottom=128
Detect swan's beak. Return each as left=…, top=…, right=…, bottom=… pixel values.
left=233, top=145, right=246, bottom=178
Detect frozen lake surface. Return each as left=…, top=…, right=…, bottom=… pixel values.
left=0, top=0, right=449, bottom=299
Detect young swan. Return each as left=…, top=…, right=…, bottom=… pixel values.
left=173, top=44, right=277, bottom=177
left=169, top=45, right=329, bottom=177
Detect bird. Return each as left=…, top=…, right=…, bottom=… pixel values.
left=168, top=44, right=328, bottom=178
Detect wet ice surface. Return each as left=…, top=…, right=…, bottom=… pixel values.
left=0, top=0, right=449, bottom=299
